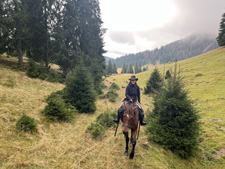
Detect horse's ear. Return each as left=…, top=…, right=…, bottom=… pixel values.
left=124, top=102, right=128, bottom=110
left=133, top=106, right=138, bottom=111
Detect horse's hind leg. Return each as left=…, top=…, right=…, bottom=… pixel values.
left=123, top=131, right=129, bottom=156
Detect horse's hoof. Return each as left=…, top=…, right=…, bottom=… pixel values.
left=124, top=152, right=128, bottom=156
left=129, top=153, right=134, bottom=159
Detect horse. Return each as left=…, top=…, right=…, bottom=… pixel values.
left=121, top=102, right=140, bottom=159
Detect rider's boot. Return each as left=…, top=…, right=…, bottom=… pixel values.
left=113, top=110, right=120, bottom=124
left=139, top=109, right=147, bottom=126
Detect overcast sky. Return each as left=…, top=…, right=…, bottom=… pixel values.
left=98, top=0, right=225, bottom=58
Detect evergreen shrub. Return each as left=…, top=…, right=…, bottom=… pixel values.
left=26, top=59, right=40, bottom=78
left=26, top=59, right=64, bottom=83
left=86, top=123, right=105, bottom=138
left=104, top=89, right=118, bottom=102
left=96, top=110, right=116, bottom=127
left=144, top=68, right=163, bottom=95
left=109, top=82, right=120, bottom=90
left=146, top=74, right=200, bottom=159
left=65, top=65, right=96, bottom=113
left=43, top=94, right=76, bottom=121
left=100, top=83, right=108, bottom=89
left=165, top=70, right=172, bottom=79
left=16, top=115, right=37, bottom=133
left=86, top=110, right=116, bottom=138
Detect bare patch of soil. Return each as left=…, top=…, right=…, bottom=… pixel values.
left=209, top=118, right=222, bottom=122
left=212, top=148, right=225, bottom=159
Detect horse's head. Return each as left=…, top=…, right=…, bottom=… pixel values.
left=122, top=102, right=138, bottom=133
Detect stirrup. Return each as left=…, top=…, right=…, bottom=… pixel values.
left=113, top=119, right=119, bottom=124
left=140, top=121, right=147, bottom=126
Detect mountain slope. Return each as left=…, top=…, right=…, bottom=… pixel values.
left=113, top=34, right=219, bottom=67
left=0, top=48, right=225, bottom=168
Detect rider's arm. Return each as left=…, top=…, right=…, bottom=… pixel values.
left=126, top=86, right=132, bottom=100
left=137, top=86, right=140, bottom=103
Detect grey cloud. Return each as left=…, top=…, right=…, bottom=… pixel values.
left=172, top=0, right=225, bottom=35
left=136, top=0, right=225, bottom=49
left=109, top=50, right=127, bottom=55
left=108, top=31, right=136, bottom=45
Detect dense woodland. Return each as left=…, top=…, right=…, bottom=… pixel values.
left=110, top=34, right=218, bottom=68
left=0, top=0, right=105, bottom=92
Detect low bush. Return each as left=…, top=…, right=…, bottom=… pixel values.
left=86, top=110, right=116, bottom=138
left=26, top=59, right=44, bottom=78
left=46, top=89, right=66, bottom=103
left=86, top=123, right=105, bottom=138
left=96, top=110, right=116, bottom=127
left=104, top=89, right=118, bottom=102
left=43, top=94, right=76, bottom=122
left=16, top=115, right=37, bottom=133
left=26, top=59, right=64, bottom=83
left=100, top=83, right=108, bottom=89
left=109, top=82, right=120, bottom=90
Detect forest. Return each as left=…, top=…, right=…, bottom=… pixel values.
left=0, top=0, right=105, bottom=93
left=111, top=34, right=218, bottom=68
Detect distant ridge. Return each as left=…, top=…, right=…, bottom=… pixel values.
left=112, top=34, right=219, bottom=67
left=105, top=56, right=114, bottom=63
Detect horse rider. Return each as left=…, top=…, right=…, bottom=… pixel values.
left=113, top=75, right=147, bottom=126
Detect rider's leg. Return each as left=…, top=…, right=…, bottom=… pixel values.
left=113, top=102, right=124, bottom=124
left=136, top=102, right=147, bottom=126
left=113, top=110, right=121, bottom=124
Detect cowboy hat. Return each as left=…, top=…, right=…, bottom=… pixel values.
left=129, top=75, right=138, bottom=81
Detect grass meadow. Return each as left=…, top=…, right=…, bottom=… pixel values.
left=0, top=48, right=225, bottom=168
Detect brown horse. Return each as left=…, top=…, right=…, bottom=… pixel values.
left=122, top=102, right=139, bottom=159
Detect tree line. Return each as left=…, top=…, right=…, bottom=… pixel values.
left=112, top=34, right=218, bottom=68
left=106, top=60, right=149, bottom=75
left=0, top=0, right=105, bottom=92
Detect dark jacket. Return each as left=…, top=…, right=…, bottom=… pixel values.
left=125, top=82, right=140, bottom=103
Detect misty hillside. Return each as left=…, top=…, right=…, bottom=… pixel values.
left=104, top=56, right=113, bottom=63
left=112, top=34, right=219, bottom=67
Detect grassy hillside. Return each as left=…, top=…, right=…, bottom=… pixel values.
left=0, top=48, right=225, bottom=168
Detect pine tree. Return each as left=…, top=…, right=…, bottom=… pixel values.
left=24, top=0, right=54, bottom=68
left=0, top=0, right=8, bottom=54
left=1, top=0, right=27, bottom=64
left=77, top=0, right=106, bottom=93
left=121, top=62, right=127, bottom=74
left=126, top=63, right=134, bottom=73
left=113, top=63, right=117, bottom=74
left=142, top=67, right=147, bottom=71
left=165, top=70, right=172, bottom=79
left=144, top=68, right=163, bottom=94
left=134, top=62, right=138, bottom=74
left=65, top=65, right=96, bottom=113
left=52, top=0, right=80, bottom=75
left=138, top=62, right=142, bottom=73
left=107, top=60, right=113, bottom=75
left=217, top=12, right=225, bottom=46
left=146, top=72, right=200, bottom=159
